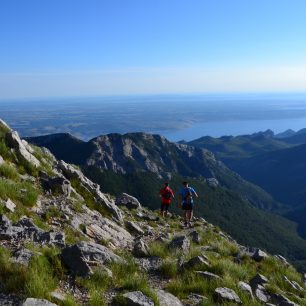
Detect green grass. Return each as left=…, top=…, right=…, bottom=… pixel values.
left=0, top=163, right=19, bottom=180
left=0, top=246, right=59, bottom=299
left=159, top=259, right=178, bottom=278
left=0, top=179, right=40, bottom=207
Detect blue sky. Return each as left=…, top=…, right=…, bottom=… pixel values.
left=1, top=0, right=306, bottom=99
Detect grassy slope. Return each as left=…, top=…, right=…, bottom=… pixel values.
left=83, top=167, right=306, bottom=271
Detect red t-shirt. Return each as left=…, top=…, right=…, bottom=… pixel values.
left=160, top=186, right=174, bottom=205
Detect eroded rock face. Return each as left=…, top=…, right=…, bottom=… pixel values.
left=71, top=206, right=133, bottom=249
left=40, top=172, right=71, bottom=197
left=155, top=289, right=183, bottom=306
left=57, top=160, right=123, bottom=221
left=61, top=241, right=123, bottom=277
left=5, top=131, right=40, bottom=167
left=133, top=239, right=150, bottom=257
left=214, top=287, right=241, bottom=304
left=0, top=215, right=65, bottom=246
left=120, top=291, right=154, bottom=306
left=115, top=193, right=142, bottom=210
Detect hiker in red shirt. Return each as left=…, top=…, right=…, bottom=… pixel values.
left=159, top=182, right=174, bottom=218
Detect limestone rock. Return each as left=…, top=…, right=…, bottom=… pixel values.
left=251, top=248, right=268, bottom=262
left=238, top=281, right=253, bottom=297
left=156, top=289, right=183, bottom=306
left=4, top=198, right=16, bottom=212
left=115, top=193, right=142, bottom=210
left=61, top=241, right=123, bottom=277
left=182, top=256, right=210, bottom=269
left=22, top=298, right=57, bottom=306
left=133, top=239, right=150, bottom=257
left=71, top=206, right=133, bottom=248
left=0, top=154, right=4, bottom=164
left=250, top=273, right=268, bottom=288
left=196, top=271, right=221, bottom=281
left=214, top=287, right=241, bottom=304
left=169, top=235, right=190, bottom=252
left=254, top=285, right=270, bottom=303
left=274, top=254, right=290, bottom=266
left=11, top=248, right=36, bottom=266
left=5, top=131, right=40, bottom=167
left=206, top=177, right=219, bottom=188
left=0, top=119, right=11, bottom=131
left=121, top=291, right=154, bottom=306
left=270, top=293, right=298, bottom=306
left=40, top=172, right=71, bottom=197
left=283, top=276, right=304, bottom=291
left=126, top=220, right=145, bottom=235
left=189, top=230, right=201, bottom=244
left=57, top=160, right=123, bottom=221
left=0, top=215, right=65, bottom=246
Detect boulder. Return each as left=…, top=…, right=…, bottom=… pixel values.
left=5, top=131, right=40, bottom=167
left=4, top=198, right=16, bottom=212
left=11, top=248, right=36, bottom=266
left=182, top=256, right=210, bottom=269
left=0, top=154, right=4, bottom=165
left=115, top=193, right=142, bottom=210
left=133, top=239, right=150, bottom=257
left=71, top=206, right=133, bottom=248
left=250, top=274, right=268, bottom=289
left=61, top=241, right=123, bottom=277
left=22, top=298, right=57, bottom=306
left=188, top=230, right=201, bottom=244
left=251, top=248, right=268, bottom=262
left=196, top=271, right=221, bottom=281
left=57, top=160, right=123, bottom=221
left=238, top=281, right=253, bottom=297
left=155, top=289, right=183, bottom=306
left=214, top=287, right=241, bottom=304
left=126, top=221, right=145, bottom=235
left=120, top=291, right=154, bottom=306
left=254, top=285, right=270, bottom=303
left=40, top=172, right=71, bottom=197
left=206, top=177, right=219, bottom=188
left=169, top=235, right=190, bottom=252
left=186, top=294, right=207, bottom=306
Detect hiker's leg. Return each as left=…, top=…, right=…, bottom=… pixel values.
left=187, top=210, right=192, bottom=222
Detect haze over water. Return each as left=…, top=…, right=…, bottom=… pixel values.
left=1, top=93, right=306, bottom=141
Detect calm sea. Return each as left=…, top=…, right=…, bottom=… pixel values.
left=1, top=93, right=306, bottom=141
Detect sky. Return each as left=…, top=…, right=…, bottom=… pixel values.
left=0, top=0, right=306, bottom=99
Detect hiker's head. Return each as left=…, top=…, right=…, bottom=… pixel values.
left=183, top=181, right=189, bottom=187
left=164, top=182, right=169, bottom=187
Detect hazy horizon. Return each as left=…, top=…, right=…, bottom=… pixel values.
left=1, top=1, right=306, bottom=99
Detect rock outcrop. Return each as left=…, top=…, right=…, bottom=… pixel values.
left=5, top=131, right=40, bottom=167
left=61, top=241, right=123, bottom=277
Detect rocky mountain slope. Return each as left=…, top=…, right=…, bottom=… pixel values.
left=25, top=129, right=306, bottom=271
left=1, top=120, right=306, bottom=305
left=28, top=132, right=280, bottom=211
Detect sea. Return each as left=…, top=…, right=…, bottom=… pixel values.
left=1, top=93, right=306, bottom=141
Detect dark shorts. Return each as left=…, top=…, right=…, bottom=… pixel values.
left=182, top=202, right=194, bottom=211
left=160, top=203, right=170, bottom=212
